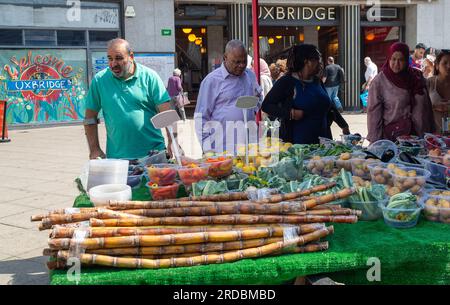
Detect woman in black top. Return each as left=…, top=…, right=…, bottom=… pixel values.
left=261, top=44, right=350, bottom=144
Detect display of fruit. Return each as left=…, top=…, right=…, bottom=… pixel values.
left=391, top=167, right=429, bottom=194
left=305, top=156, right=335, bottom=178
left=177, top=164, right=210, bottom=187
left=205, top=156, right=233, bottom=178
left=369, top=163, right=403, bottom=186
left=423, top=195, right=450, bottom=223
left=147, top=164, right=178, bottom=186
left=147, top=182, right=179, bottom=200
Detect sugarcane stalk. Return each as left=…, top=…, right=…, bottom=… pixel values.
left=89, top=213, right=357, bottom=227
left=252, top=183, right=338, bottom=203
left=50, top=223, right=325, bottom=239
left=291, top=208, right=361, bottom=216
left=49, top=225, right=331, bottom=250
left=49, top=227, right=285, bottom=250
left=107, top=200, right=252, bottom=210
left=121, top=242, right=329, bottom=259
left=310, top=204, right=342, bottom=210
left=84, top=226, right=332, bottom=256
left=56, top=227, right=333, bottom=269
left=31, top=207, right=112, bottom=222
left=39, top=209, right=146, bottom=231
left=178, top=192, right=251, bottom=202
left=116, top=202, right=313, bottom=218
left=86, top=237, right=282, bottom=256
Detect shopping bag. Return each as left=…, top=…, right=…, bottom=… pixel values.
left=175, top=92, right=190, bottom=107
left=360, top=90, right=369, bottom=108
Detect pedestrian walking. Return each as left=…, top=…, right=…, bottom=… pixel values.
left=322, top=57, right=344, bottom=112
left=167, top=68, right=188, bottom=121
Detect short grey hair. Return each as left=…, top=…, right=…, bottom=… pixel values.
left=173, top=68, right=181, bottom=76
left=224, top=40, right=247, bottom=55
left=328, top=56, right=334, bottom=63
left=107, top=38, right=132, bottom=55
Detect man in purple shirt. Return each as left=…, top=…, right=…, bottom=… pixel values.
left=195, top=40, right=262, bottom=153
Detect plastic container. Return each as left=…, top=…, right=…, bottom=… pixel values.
left=180, top=156, right=201, bottom=166
left=368, top=162, right=404, bottom=186
left=87, top=159, right=129, bottom=191
left=349, top=198, right=387, bottom=221
left=177, top=164, right=210, bottom=187
left=350, top=158, right=379, bottom=180
left=379, top=200, right=422, bottom=229
left=205, top=157, right=233, bottom=178
left=420, top=194, right=450, bottom=223
left=89, top=184, right=132, bottom=206
left=127, top=165, right=144, bottom=188
left=424, top=133, right=449, bottom=150
left=421, top=158, right=449, bottom=186
left=305, top=157, right=336, bottom=178
left=367, top=140, right=399, bottom=161
left=391, top=166, right=431, bottom=195
left=147, top=182, right=179, bottom=200
left=147, top=164, right=179, bottom=186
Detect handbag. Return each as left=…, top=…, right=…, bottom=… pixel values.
left=175, top=92, right=190, bottom=108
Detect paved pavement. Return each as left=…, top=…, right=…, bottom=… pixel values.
left=0, top=114, right=367, bottom=285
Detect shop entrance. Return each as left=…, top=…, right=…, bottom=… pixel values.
left=251, top=26, right=339, bottom=71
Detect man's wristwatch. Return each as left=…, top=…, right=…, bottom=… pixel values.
left=83, top=118, right=100, bottom=125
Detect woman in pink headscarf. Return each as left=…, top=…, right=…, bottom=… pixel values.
left=252, top=58, right=273, bottom=98
left=367, top=42, right=434, bottom=142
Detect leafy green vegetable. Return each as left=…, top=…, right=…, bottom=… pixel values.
left=192, top=180, right=228, bottom=196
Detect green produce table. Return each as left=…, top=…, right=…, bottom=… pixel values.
left=51, top=182, right=450, bottom=285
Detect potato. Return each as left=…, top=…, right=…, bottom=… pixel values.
left=355, top=169, right=366, bottom=177
left=315, top=162, right=325, bottom=171
left=375, top=175, right=386, bottom=184
left=387, top=163, right=396, bottom=170
left=410, top=185, right=421, bottom=194
left=426, top=199, right=437, bottom=206
left=408, top=170, right=417, bottom=177
left=340, top=153, right=351, bottom=160
left=417, top=178, right=426, bottom=186
left=402, top=177, right=416, bottom=189
left=439, top=200, right=450, bottom=209
left=387, top=187, right=401, bottom=196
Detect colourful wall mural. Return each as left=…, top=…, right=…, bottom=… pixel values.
left=0, top=49, right=88, bottom=125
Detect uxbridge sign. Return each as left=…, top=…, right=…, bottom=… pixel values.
left=259, top=6, right=337, bottom=21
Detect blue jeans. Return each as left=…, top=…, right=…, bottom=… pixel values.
left=325, top=86, right=343, bottom=110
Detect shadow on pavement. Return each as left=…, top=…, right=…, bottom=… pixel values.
left=0, top=256, right=50, bottom=285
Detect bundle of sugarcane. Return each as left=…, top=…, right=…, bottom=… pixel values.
left=33, top=187, right=357, bottom=230
left=46, top=225, right=334, bottom=270
left=32, top=184, right=362, bottom=270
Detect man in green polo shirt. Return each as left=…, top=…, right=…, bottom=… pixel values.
left=84, top=38, right=174, bottom=159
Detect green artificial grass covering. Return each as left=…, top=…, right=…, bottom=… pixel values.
left=56, top=182, right=449, bottom=285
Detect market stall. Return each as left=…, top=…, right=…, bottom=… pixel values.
left=31, top=133, right=450, bottom=285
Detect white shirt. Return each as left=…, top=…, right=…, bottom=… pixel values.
left=365, top=62, right=378, bottom=82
